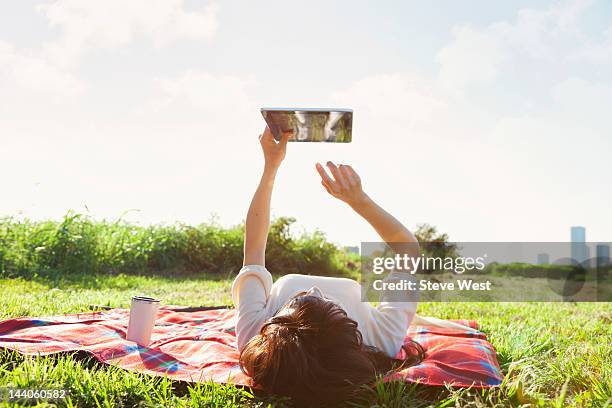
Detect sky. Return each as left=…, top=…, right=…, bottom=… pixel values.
left=1, top=0, right=611, bottom=246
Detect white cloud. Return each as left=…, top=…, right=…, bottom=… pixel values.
left=331, top=72, right=446, bottom=130
left=137, top=70, right=261, bottom=144
left=0, top=40, right=84, bottom=102
left=490, top=0, right=590, bottom=60
left=153, top=70, right=256, bottom=114
left=330, top=70, right=495, bottom=148
left=436, top=26, right=504, bottom=93
left=0, top=0, right=220, bottom=117
left=435, top=0, right=597, bottom=93
left=551, top=76, right=612, bottom=125
left=572, top=26, right=612, bottom=63
left=38, top=0, right=219, bottom=66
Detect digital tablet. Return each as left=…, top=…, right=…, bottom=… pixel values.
left=261, top=108, right=353, bottom=142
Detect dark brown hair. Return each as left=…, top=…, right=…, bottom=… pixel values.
left=239, top=294, right=424, bottom=405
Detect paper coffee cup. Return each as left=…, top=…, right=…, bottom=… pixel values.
left=126, top=296, right=160, bottom=346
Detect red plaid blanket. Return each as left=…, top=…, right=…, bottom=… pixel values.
left=0, top=307, right=503, bottom=388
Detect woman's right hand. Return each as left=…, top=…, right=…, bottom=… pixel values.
left=260, top=127, right=290, bottom=171
left=316, top=161, right=370, bottom=208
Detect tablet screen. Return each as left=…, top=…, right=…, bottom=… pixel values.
left=261, top=108, right=352, bottom=142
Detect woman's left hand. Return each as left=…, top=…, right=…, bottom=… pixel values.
left=260, top=126, right=291, bottom=171
left=316, top=161, right=369, bottom=208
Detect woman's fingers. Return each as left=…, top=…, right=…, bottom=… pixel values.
left=262, top=127, right=292, bottom=146
left=321, top=181, right=334, bottom=195
left=280, top=131, right=291, bottom=146
left=261, top=126, right=275, bottom=143
left=326, top=161, right=348, bottom=189
left=316, top=162, right=365, bottom=205
left=345, top=165, right=361, bottom=184
left=316, top=163, right=338, bottom=192
left=338, top=164, right=357, bottom=187
left=317, top=162, right=361, bottom=194
left=316, top=163, right=333, bottom=183
left=348, top=165, right=362, bottom=186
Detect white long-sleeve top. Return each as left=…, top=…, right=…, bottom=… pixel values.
left=231, top=264, right=419, bottom=357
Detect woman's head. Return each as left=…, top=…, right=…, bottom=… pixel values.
left=239, top=290, right=423, bottom=404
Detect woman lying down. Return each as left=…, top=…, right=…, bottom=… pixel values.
left=233, top=127, right=465, bottom=404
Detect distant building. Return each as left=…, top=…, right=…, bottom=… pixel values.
left=571, top=226, right=586, bottom=243
left=571, top=226, right=588, bottom=263
left=537, top=253, right=550, bottom=264
left=596, top=245, right=610, bottom=268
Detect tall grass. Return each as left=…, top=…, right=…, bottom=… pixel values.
left=0, top=212, right=356, bottom=280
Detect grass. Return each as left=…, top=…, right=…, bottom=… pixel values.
left=0, top=274, right=610, bottom=407
left=0, top=215, right=610, bottom=406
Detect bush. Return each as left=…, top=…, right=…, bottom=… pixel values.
left=485, top=262, right=585, bottom=279
left=0, top=213, right=354, bottom=279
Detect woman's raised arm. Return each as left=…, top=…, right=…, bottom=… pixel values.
left=316, top=161, right=419, bottom=259
left=243, top=127, right=290, bottom=266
